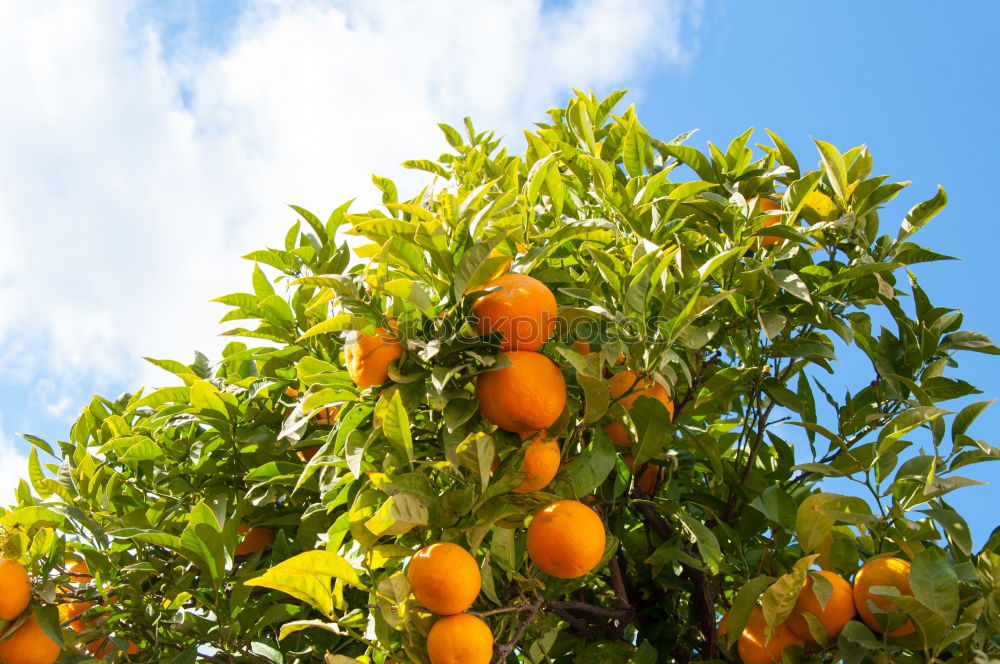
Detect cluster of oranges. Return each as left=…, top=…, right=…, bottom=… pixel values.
left=727, top=556, right=916, bottom=663
left=0, top=557, right=138, bottom=663
left=0, top=557, right=59, bottom=664
left=406, top=499, right=606, bottom=664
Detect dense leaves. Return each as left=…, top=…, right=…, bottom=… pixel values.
left=3, top=91, right=1000, bottom=663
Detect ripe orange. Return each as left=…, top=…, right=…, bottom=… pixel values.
left=571, top=339, right=592, bottom=355
left=853, top=557, right=915, bottom=636
left=296, top=446, right=320, bottom=462
left=0, top=614, right=61, bottom=664
left=476, top=351, right=566, bottom=434
left=407, top=543, right=481, bottom=615
left=345, top=328, right=404, bottom=389
left=473, top=274, right=557, bottom=351
left=426, top=613, right=493, bottom=664
left=0, top=558, right=31, bottom=621
left=603, top=370, right=673, bottom=446
left=786, top=570, right=856, bottom=643
left=66, top=600, right=93, bottom=632
left=311, top=406, right=339, bottom=426
left=757, top=197, right=784, bottom=247
left=512, top=433, right=561, bottom=494
left=85, top=638, right=139, bottom=657
left=527, top=500, right=606, bottom=579
left=737, top=606, right=805, bottom=664
left=234, top=524, right=276, bottom=556
left=622, top=454, right=662, bottom=495
left=67, top=560, right=92, bottom=584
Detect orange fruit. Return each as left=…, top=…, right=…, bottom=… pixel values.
left=67, top=560, right=92, bottom=584
left=0, top=614, right=61, bottom=664
left=345, top=328, right=404, bottom=389
left=603, top=370, right=673, bottom=446
left=787, top=570, right=856, bottom=643
left=512, top=433, right=561, bottom=494
left=622, top=454, right=662, bottom=495
left=85, top=637, right=139, bottom=657
left=0, top=558, right=31, bottom=621
left=473, top=274, right=557, bottom=351
left=311, top=406, right=339, bottom=426
left=737, top=606, right=805, bottom=664
left=407, top=543, right=481, bottom=615
left=426, top=613, right=493, bottom=664
left=527, top=500, right=606, bottom=579
left=476, top=351, right=566, bottom=434
left=234, top=524, right=276, bottom=556
left=852, top=557, right=915, bottom=636
left=66, top=600, right=93, bottom=632
left=296, top=446, right=320, bottom=462
left=757, top=197, right=784, bottom=247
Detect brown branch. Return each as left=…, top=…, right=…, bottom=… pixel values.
left=493, top=596, right=543, bottom=661
left=632, top=501, right=717, bottom=659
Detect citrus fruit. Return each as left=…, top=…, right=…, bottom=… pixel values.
left=311, top=406, right=339, bottom=426
left=853, top=556, right=915, bottom=636
left=345, top=328, right=404, bottom=389
left=622, top=453, right=662, bottom=495
left=512, top=433, right=561, bottom=494
left=603, top=370, right=673, bottom=446
left=571, top=339, right=592, bottom=355
left=66, top=600, right=93, bottom=632
left=527, top=500, right=606, bottom=579
left=407, top=542, right=481, bottom=615
left=737, top=606, right=805, bottom=664
left=0, top=614, right=61, bottom=664
left=473, top=273, right=557, bottom=351
left=476, top=351, right=566, bottom=434
left=0, top=558, right=31, bottom=621
left=786, top=570, right=856, bottom=643
left=296, top=446, right=320, bottom=462
left=426, top=613, right=493, bottom=664
left=85, top=637, right=139, bottom=657
left=234, top=524, right=276, bottom=556
left=757, top=197, right=784, bottom=247
left=67, top=560, right=92, bottom=584
left=801, top=190, right=837, bottom=222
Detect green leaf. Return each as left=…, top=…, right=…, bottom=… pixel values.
left=298, top=314, right=353, bottom=341
left=750, top=485, right=797, bottom=530
left=382, top=391, right=414, bottom=465
left=762, top=555, right=817, bottom=630
left=813, top=139, right=848, bottom=203
left=245, top=550, right=364, bottom=618
left=898, top=185, right=947, bottom=242
left=629, top=396, right=672, bottom=466
left=920, top=507, right=973, bottom=556
left=676, top=512, right=722, bottom=574
left=564, top=435, right=616, bottom=497
left=364, top=494, right=429, bottom=537
left=796, top=493, right=838, bottom=553
left=909, top=548, right=958, bottom=624
left=622, top=120, right=647, bottom=178
left=724, top=576, right=774, bottom=648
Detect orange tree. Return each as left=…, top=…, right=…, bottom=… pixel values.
left=2, top=90, right=1000, bottom=663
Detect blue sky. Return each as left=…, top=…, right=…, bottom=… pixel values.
left=0, top=1, right=997, bottom=547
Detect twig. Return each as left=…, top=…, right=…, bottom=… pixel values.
left=493, top=596, right=543, bottom=661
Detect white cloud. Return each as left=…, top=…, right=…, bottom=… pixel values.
left=0, top=0, right=699, bottom=428
left=0, top=416, right=29, bottom=506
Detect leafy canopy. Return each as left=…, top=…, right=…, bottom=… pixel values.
left=4, top=90, right=1000, bottom=663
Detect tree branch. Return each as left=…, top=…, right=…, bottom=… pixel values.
left=493, top=596, right=543, bottom=661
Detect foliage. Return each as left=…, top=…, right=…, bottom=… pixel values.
left=4, top=90, right=1000, bottom=663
